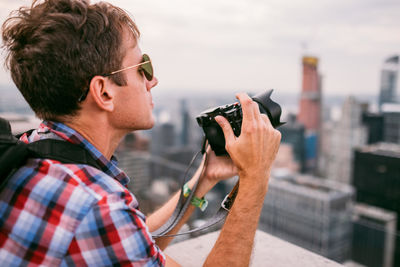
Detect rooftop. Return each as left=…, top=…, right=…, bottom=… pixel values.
left=357, top=142, right=400, bottom=158
left=166, top=230, right=343, bottom=267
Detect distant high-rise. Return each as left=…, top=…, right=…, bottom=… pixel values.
left=383, top=110, right=400, bottom=144
left=362, top=112, right=384, bottom=144
left=319, top=97, right=368, bottom=184
left=352, top=143, right=400, bottom=266
left=278, top=114, right=306, bottom=173
left=260, top=173, right=354, bottom=263
left=298, top=56, right=321, bottom=131
left=352, top=203, right=397, bottom=267
left=379, top=55, right=399, bottom=110
left=150, top=122, right=176, bottom=156
left=297, top=56, right=322, bottom=172
left=180, top=99, right=191, bottom=146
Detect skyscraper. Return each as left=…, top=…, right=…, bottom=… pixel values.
left=180, top=99, right=191, bottom=146
left=362, top=112, right=384, bottom=144
left=298, top=56, right=321, bottom=131
left=352, top=142, right=400, bottom=266
left=383, top=110, right=400, bottom=144
left=379, top=55, right=399, bottom=110
left=319, top=97, right=368, bottom=184
left=297, top=56, right=322, bottom=173
left=278, top=113, right=306, bottom=173
left=352, top=203, right=397, bottom=267
left=259, top=173, right=354, bottom=262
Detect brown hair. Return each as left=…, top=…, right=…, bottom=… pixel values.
left=2, top=0, right=140, bottom=120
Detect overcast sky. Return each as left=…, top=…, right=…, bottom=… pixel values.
left=0, top=0, right=399, bottom=97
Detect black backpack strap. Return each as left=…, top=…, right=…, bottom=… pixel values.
left=1, top=117, right=102, bottom=191
left=0, top=140, right=30, bottom=180
left=27, top=139, right=102, bottom=170
left=0, top=118, right=29, bottom=180
left=0, top=117, right=14, bottom=141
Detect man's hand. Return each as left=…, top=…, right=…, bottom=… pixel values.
left=215, top=93, right=281, bottom=193
left=203, top=92, right=281, bottom=266
left=199, top=145, right=237, bottom=183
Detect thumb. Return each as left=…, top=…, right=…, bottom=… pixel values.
left=215, top=116, right=235, bottom=144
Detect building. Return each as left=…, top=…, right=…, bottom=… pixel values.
left=278, top=113, right=306, bottom=172
left=362, top=112, right=384, bottom=144
left=272, top=144, right=301, bottom=173
left=297, top=56, right=322, bottom=131
left=352, top=143, right=400, bottom=266
left=180, top=99, right=191, bottom=146
left=379, top=55, right=399, bottom=111
left=150, top=122, right=176, bottom=156
left=352, top=203, right=397, bottom=267
left=319, top=97, right=368, bottom=184
left=297, top=56, right=322, bottom=173
left=116, top=150, right=152, bottom=196
left=259, top=172, right=354, bottom=263
left=382, top=107, right=400, bottom=144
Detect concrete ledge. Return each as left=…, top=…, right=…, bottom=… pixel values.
left=165, top=230, right=343, bottom=267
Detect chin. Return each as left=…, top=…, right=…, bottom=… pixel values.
left=139, top=116, right=155, bottom=130
left=143, top=121, right=155, bottom=130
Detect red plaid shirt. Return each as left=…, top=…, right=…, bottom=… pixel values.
left=0, top=121, right=165, bottom=266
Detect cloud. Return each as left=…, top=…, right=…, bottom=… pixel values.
left=0, top=0, right=399, bottom=96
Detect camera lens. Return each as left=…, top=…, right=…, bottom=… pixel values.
left=197, top=89, right=284, bottom=155
left=252, top=90, right=285, bottom=128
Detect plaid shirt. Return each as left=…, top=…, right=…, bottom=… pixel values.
left=0, top=121, right=165, bottom=266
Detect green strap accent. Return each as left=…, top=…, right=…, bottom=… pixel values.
left=191, top=196, right=208, bottom=212
left=183, top=182, right=208, bottom=211
left=183, top=183, right=191, bottom=198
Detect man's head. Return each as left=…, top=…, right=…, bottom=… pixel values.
left=2, top=0, right=140, bottom=121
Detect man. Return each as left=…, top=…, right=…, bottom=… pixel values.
left=0, top=0, right=281, bottom=266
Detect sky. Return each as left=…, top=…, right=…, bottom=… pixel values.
left=0, top=0, right=399, bottom=97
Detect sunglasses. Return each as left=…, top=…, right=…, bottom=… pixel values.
left=78, top=54, right=154, bottom=102
left=103, top=53, right=154, bottom=81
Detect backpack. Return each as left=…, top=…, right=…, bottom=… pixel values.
left=0, top=117, right=101, bottom=190
left=0, top=117, right=238, bottom=238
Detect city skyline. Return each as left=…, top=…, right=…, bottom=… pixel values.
left=0, top=0, right=399, bottom=97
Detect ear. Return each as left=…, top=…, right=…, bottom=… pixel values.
left=88, top=76, right=116, bottom=112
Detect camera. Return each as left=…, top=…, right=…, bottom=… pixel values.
left=196, top=89, right=284, bottom=156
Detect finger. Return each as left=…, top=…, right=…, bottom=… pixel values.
left=260, top=114, right=273, bottom=128
left=215, top=115, right=235, bottom=144
left=236, top=93, right=256, bottom=124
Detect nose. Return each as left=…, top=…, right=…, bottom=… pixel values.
left=147, top=76, right=158, bottom=91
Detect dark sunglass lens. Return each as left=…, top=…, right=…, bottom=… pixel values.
left=142, top=54, right=153, bottom=81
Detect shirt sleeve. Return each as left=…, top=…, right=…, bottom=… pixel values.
left=62, top=191, right=166, bottom=267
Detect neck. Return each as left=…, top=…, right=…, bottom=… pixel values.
left=64, top=115, right=125, bottom=160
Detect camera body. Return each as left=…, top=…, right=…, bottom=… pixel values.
left=196, top=89, right=284, bottom=156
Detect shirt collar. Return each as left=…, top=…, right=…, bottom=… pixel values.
left=27, top=120, right=130, bottom=186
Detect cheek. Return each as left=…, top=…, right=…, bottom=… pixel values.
left=118, top=90, right=151, bottom=121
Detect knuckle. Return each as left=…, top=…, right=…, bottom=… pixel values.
left=242, top=127, right=251, bottom=134
left=274, top=130, right=282, bottom=140
left=261, top=123, right=268, bottom=132
left=241, top=97, right=253, bottom=106
left=245, top=123, right=257, bottom=133
left=260, top=114, right=270, bottom=122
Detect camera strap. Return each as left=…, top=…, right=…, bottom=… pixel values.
left=151, top=143, right=239, bottom=238
left=152, top=181, right=239, bottom=238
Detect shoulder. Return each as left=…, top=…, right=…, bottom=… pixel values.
left=1, top=158, right=140, bottom=234
left=0, top=158, right=155, bottom=265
